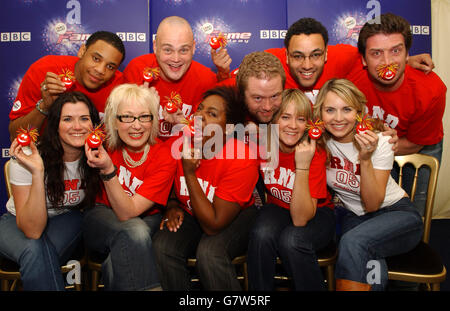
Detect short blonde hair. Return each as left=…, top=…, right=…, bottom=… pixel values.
left=273, top=88, right=313, bottom=125
left=104, top=83, right=160, bottom=151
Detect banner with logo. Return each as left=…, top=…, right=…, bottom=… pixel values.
left=0, top=0, right=431, bottom=214
left=0, top=0, right=149, bottom=213
left=287, top=0, right=431, bottom=55
left=150, top=0, right=287, bottom=72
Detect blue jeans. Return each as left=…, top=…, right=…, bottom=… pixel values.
left=247, top=204, right=335, bottom=291
left=153, top=206, right=258, bottom=290
left=82, top=204, right=161, bottom=291
left=391, top=141, right=442, bottom=216
left=0, top=210, right=83, bottom=291
left=335, top=197, right=423, bottom=290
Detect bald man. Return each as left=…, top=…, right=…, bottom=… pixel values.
left=123, top=16, right=232, bottom=138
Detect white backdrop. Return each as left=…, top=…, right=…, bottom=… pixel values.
left=432, top=0, right=450, bottom=217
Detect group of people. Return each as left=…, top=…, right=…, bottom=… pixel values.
left=0, top=12, right=445, bottom=291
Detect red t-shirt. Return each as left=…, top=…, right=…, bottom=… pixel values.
left=172, top=138, right=259, bottom=215
left=348, top=65, right=446, bottom=145
left=266, top=44, right=362, bottom=103
left=122, top=54, right=218, bottom=138
left=97, top=139, right=176, bottom=215
left=10, top=55, right=123, bottom=120
left=261, top=148, right=333, bottom=210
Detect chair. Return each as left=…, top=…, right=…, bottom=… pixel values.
left=0, top=159, right=84, bottom=291
left=386, top=154, right=446, bottom=290
left=187, top=254, right=249, bottom=290
left=274, top=239, right=337, bottom=291
left=86, top=251, right=105, bottom=291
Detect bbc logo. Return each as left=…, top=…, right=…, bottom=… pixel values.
left=411, top=25, right=430, bottom=35
left=1, top=32, right=31, bottom=42
left=116, top=32, right=146, bottom=42
left=2, top=149, right=11, bottom=158
left=260, top=30, right=287, bottom=40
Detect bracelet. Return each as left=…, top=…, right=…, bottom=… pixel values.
left=100, top=165, right=117, bottom=181
left=295, top=167, right=309, bottom=171
left=36, top=99, right=48, bottom=116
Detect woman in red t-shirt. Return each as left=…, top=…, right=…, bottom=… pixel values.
left=153, top=86, right=260, bottom=290
left=83, top=84, right=176, bottom=290
left=247, top=88, right=335, bottom=291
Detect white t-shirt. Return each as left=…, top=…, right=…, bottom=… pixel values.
left=326, top=133, right=406, bottom=216
left=5, top=159, right=85, bottom=217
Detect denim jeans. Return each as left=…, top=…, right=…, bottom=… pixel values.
left=391, top=140, right=442, bottom=216
left=335, top=197, right=423, bottom=290
left=82, top=204, right=161, bottom=290
left=247, top=204, right=335, bottom=291
left=0, top=210, right=83, bottom=291
left=153, top=206, right=258, bottom=291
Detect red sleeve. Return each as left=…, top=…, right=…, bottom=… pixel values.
left=10, top=56, right=53, bottom=120
left=308, top=148, right=328, bottom=200
left=327, top=44, right=363, bottom=78
left=405, top=73, right=446, bottom=145
left=122, top=54, right=158, bottom=85
left=214, top=157, right=259, bottom=207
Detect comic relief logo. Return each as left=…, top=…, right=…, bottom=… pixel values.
left=331, top=12, right=366, bottom=46
left=42, top=19, right=89, bottom=55
left=193, top=18, right=252, bottom=56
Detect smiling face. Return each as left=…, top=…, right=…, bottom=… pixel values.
left=153, top=21, right=195, bottom=83
left=58, top=101, right=93, bottom=153
left=115, top=100, right=153, bottom=152
left=276, top=101, right=307, bottom=153
left=286, top=33, right=327, bottom=89
left=193, top=94, right=227, bottom=146
left=244, top=75, right=283, bottom=124
left=321, top=91, right=358, bottom=143
left=75, top=40, right=123, bottom=90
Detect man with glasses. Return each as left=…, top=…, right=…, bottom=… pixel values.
left=123, top=16, right=232, bottom=139
left=266, top=17, right=433, bottom=104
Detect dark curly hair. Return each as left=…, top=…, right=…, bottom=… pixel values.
left=357, top=13, right=412, bottom=56
left=86, top=30, right=126, bottom=64
left=39, top=91, right=102, bottom=210
left=202, top=86, right=247, bottom=126
left=284, top=17, right=329, bottom=49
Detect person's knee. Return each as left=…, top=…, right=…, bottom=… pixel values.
left=249, top=219, right=278, bottom=245
left=196, top=238, right=225, bottom=267
left=279, top=226, right=312, bottom=255
left=19, top=237, right=48, bottom=264
left=115, top=220, right=152, bottom=247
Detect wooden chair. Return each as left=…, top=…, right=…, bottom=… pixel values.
left=0, top=160, right=84, bottom=291
left=386, top=154, right=446, bottom=290
left=187, top=254, right=249, bottom=290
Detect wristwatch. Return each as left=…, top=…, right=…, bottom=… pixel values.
left=36, top=99, right=48, bottom=116
left=100, top=165, right=117, bottom=181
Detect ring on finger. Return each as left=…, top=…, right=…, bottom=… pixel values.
left=164, top=218, right=169, bottom=222
left=42, top=84, right=47, bottom=91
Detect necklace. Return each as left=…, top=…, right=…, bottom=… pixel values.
left=122, top=144, right=150, bottom=168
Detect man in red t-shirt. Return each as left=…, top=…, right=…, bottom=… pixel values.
left=123, top=16, right=232, bottom=138
left=266, top=17, right=434, bottom=105
left=348, top=13, right=447, bottom=215
left=9, top=31, right=125, bottom=140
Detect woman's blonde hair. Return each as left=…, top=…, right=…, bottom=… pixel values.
left=104, top=83, right=160, bottom=151
left=314, top=78, right=384, bottom=147
left=266, top=89, right=325, bottom=165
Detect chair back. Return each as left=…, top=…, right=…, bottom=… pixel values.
left=394, top=154, right=439, bottom=243
left=4, top=160, right=12, bottom=199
